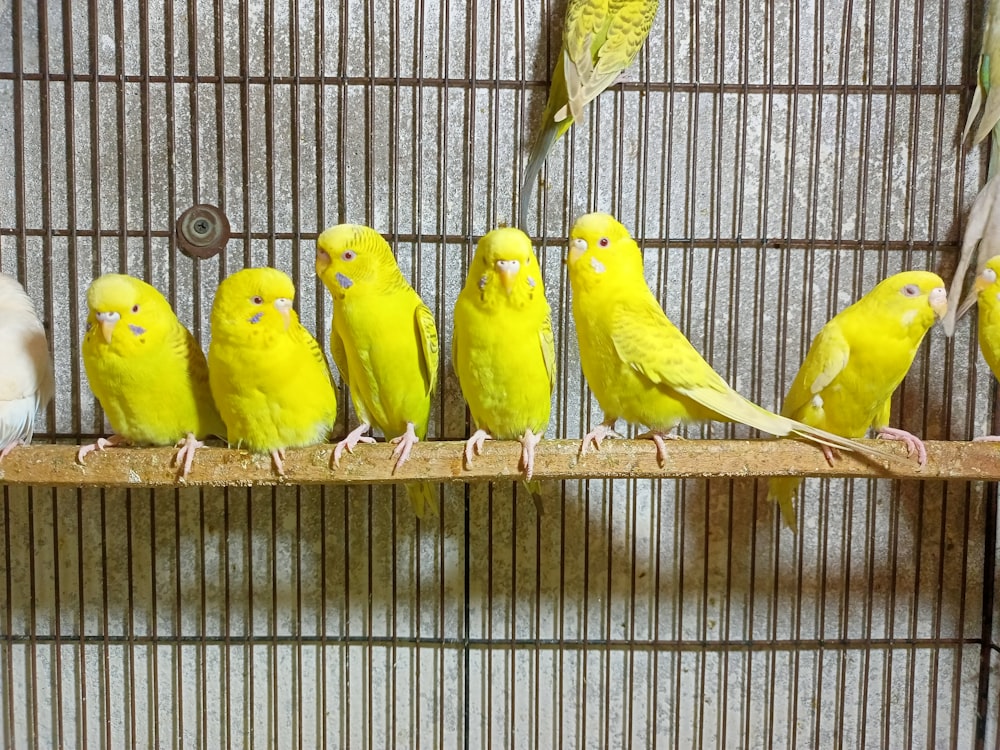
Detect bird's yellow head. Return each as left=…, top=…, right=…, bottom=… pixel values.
left=315, top=224, right=407, bottom=299
left=865, top=270, right=947, bottom=327
left=566, top=212, right=645, bottom=291
left=465, top=227, right=545, bottom=306
left=211, top=267, right=298, bottom=340
left=85, top=274, right=172, bottom=349
left=974, top=256, right=1000, bottom=302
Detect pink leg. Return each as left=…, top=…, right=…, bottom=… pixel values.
left=635, top=430, right=680, bottom=468
left=973, top=435, right=1000, bottom=442
left=579, top=420, right=621, bottom=455
left=389, top=422, right=420, bottom=473
left=463, top=429, right=491, bottom=469
left=173, top=432, right=205, bottom=479
left=0, top=440, right=24, bottom=461
left=332, top=422, right=376, bottom=467
left=821, top=445, right=837, bottom=466
left=271, top=448, right=286, bottom=476
left=877, top=426, right=927, bottom=466
left=519, top=428, right=543, bottom=481
left=77, top=434, right=128, bottom=464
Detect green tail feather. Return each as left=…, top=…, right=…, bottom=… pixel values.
left=521, top=479, right=544, bottom=515
left=766, top=476, right=802, bottom=532
left=405, top=482, right=438, bottom=519
left=518, top=53, right=573, bottom=230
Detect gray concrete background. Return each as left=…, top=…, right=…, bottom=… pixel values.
left=0, top=0, right=995, bottom=746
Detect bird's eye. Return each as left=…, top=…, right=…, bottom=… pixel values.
left=131, top=304, right=139, bottom=313
left=342, top=250, right=356, bottom=261
left=598, top=237, right=610, bottom=248
left=901, top=284, right=919, bottom=297
left=251, top=295, right=264, bottom=305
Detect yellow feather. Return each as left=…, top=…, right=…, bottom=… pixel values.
left=316, top=225, right=440, bottom=517
left=207, top=267, right=337, bottom=475
left=976, top=256, right=1000, bottom=418
left=770, top=269, right=947, bottom=529
left=80, top=274, right=225, bottom=477
left=519, top=0, right=659, bottom=228
left=566, top=213, right=916, bottom=527
left=453, top=227, right=554, bottom=506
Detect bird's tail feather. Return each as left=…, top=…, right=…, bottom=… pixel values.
left=687, top=387, right=897, bottom=462
left=521, top=479, right=544, bottom=515
left=767, top=476, right=802, bottom=532
left=405, top=482, right=438, bottom=519
left=518, top=121, right=561, bottom=231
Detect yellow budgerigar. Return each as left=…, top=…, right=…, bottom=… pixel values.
left=316, top=224, right=440, bottom=517
left=973, top=255, right=1000, bottom=440
left=767, top=270, right=947, bottom=530
left=565, top=212, right=900, bottom=475
left=208, top=267, right=337, bottom=476
left=453, top=227, right=555, bottom=503
left=78, top=274, right=226, bottom=478
left=518, top=0, right=659, bottom=229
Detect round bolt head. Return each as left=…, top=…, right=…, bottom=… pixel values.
left=176, top=204, right=230, bottom=259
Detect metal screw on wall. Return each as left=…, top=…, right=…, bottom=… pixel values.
left=175, top=204, right=231, bottom=259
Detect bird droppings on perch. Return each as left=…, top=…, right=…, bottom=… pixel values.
left=0, top=439, right=996, bottom=489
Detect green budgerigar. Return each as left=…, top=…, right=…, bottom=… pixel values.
left=518, top=0, right=659, bottom=229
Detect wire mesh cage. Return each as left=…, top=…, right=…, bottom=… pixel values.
left=1, top=0, right=998, bottom=746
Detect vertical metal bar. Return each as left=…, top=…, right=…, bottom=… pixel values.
left=1, top=488, right=14, bottom=747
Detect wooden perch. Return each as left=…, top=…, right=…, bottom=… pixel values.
left=0, top=439, right=995, bottom=489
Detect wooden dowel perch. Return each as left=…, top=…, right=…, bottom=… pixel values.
left=0, top=439, right=995, bottom=488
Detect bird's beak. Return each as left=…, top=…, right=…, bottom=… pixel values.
left=316, top=248, right=331, bottom=275
left=273, top=298, right=293, bottom=329
left=567, top=237, right=587, bottom=266
left=495, top=259, right=520, bottom=294
left=929, top=287, right=948, bottom=320
left=974, top=272, right=993, bottom=296
left=95, top=311, right=120, bottom=343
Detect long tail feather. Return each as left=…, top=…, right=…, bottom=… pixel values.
left=518, top=120, right=562, bottom=231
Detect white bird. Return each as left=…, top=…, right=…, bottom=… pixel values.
left=0, top=273, right=54, bottom=460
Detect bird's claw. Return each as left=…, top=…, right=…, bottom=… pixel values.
left=77, top=435, right=126, bottom=464
left=0, top=440, right=24, bottom=462
left=579, top=423, right=621, bottom=455
left=389, top=423, right=420, bottom=473
left=821, top=445, right=838, bottom=466
left=635, top=430, right=678, bottom=467
left=519, top=429, right=542, bottom=481
left=463, top=429, right=491, bottom=470
left=974, top=434, right=1000, bottom=442
left=172, top=433, right=204, bottom=480
left=877, top=427, right=928, bottom=466
left=332, top=423, right=375, bottom=468
left=271, top=448, right=286, bottom=476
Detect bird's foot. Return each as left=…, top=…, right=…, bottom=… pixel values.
left=518, top=428, right=543, bottom=481
left=877, top=427, right=927, bottom=466
left=172, top=433, right=204, bottom=480
left=271, top=448, right=286, bottom=476
left=390, top=423, right=420, bottom=473
left=973, top=434, right=1000, bottom=442
left=579, top=422, right=621, bottom=455
left=0, top=439, right=25, bottom=462
left=77, top=435, right=127, bottom=464
left=635, top=430, right=680, bottom=467
left=332, top=423, right=375, bottom=468
left=463, top=429, right=492, bottom=470
left=822, top=445, right=838, bottom=466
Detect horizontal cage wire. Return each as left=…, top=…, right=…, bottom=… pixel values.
left=0, top=0, right=997, bottom=747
